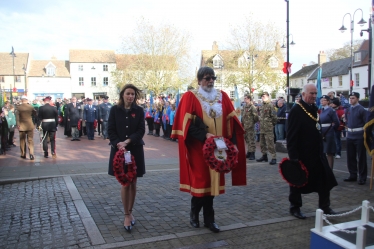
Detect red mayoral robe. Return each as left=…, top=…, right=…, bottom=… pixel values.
left=171, top=90, right=246, bottom=197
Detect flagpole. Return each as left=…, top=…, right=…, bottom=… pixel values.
left=370, top=159, right=373, bottom=190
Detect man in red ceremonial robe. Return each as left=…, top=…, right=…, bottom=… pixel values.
left=171, top=67, right=246, bottom=233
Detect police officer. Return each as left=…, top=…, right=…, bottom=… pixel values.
left=241, top=94, right=259, bottom=160
left=38, top=96, right=58, bottom=158
left=256, top=92, right=277, bottom=165
left=83, top=98, right=98, bottom=140
left=343, top=92, right=368, bottom=185
left=99, top=96, right=113, bottom=139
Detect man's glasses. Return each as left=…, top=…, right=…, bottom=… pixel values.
left=203, top=76, right=217, bottom=81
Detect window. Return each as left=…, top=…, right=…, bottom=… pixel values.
left=78, top=65, right=83, bottom=71
left=216, top=74, right=222, bottom=83
left=46, top=67, right=55, bottom=76
left=103, top=65, right=108, bottom=71
left=355, top=73, right=360, bottom=87
left=338, top=76, right=342, bottom=86
left=301, top=79, right=304, bottom=86
left=15, top=76, right=21, bottom=82
left=0, top=76, right=4, bottom=82
left=354, top=52, right=361, bottom=62
left=79, top=77, right=84, bottom=86
left=103, top=77, right=108, bottom=86
left=329, top=77, right=332, bottom=87
left=269, top=58, right=278, bottom=68
left=230, top=91, right=235, bottom=99
left=91, top=77, right=96, bottom=86
left=213, top=59, right=223, bottom=69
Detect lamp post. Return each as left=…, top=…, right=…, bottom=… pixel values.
left=360, top=16, right=372, bottom=96
left=22, top=64, right=27, bottom=96
left=247, top=54, right=258, bottom=96
left=339, top=8, right=367, bottom=94
left=10, top=47, right=16, bottom=103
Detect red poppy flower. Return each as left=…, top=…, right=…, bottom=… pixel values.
left=131, top=113, right=135, bottom=118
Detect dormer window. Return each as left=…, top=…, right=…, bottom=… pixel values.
left=45, top=62, right=56, bottom=76
left=354, top=52, right=361, bottom=62
left=269, top=57, right=278, bottom=68
left=212, top=54, right=224, bottom=68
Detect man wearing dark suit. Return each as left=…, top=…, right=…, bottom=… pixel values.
left=287, top=83, right=337, bottom=219
left=65, top=96, right=82, bottom=141
left=83, top=98, right=98, bottom=140
left=99, top=96, right=113, bottom=139
left=38, top=96, right=58, bottom=158
left=16, top=95, right=37, bottom=160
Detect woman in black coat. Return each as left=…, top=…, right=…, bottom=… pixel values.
left=108, top=84, right=145, bottom=233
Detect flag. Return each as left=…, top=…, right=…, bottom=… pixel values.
left=150, top=91, right=153, bottom=106
left=339, top=94, right=350, bottom=109
left=3, top=91, right=7, bottom=102
left=316, top=67, right=322, bottom=109
left=176, top=89, right=180, bottom=108
left=234, top=85, right=241, bottom=120
left=364, top=84, right=374, bottom=156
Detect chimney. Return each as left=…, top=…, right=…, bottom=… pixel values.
left=212, top=41, right=218, bottom=52
left=318, top=51, right=326, bottom=66
left=302, top=64, right=307, bottom=68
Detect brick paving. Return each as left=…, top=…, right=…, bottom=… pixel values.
left=0, top=128, right=373, bottom=248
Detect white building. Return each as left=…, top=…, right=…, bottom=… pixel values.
left=69, top=50, right=117, bottom=100
left=27, top=59, right=71, bottom=100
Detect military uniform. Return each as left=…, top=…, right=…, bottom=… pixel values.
left=241, top=103, right=259, bottom=160
left=99, top=100, right=113, bottom=139
left=257, top=100, right=277, bottom=164
left=38, top=100, right=58, bottom=158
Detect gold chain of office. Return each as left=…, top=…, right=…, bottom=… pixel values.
left=193, top=90, right=221, bottom=106
left=296, top=102, right=321, bottom=130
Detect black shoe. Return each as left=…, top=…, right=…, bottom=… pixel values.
left=358, top=180, right=366, bottom=185
left=256, top=155, right=268, bottom=162
left=322, top=208, right=337, bottom=215
left=75, top=139, right=80, bottom=141
left=44, top=152, right=48, bottom=158
left=248, top=152, right=255, bottom=160
left=124, top=225, right=132, bottom=233
left=269, top=159, right=277, bottom=165
left=344, top=177, right=357, bottom=182
left=11, top=144, right=16, bottom=147
left=290, top=209, right=306, bottom=219
left=30, top=155, right=34, bottom=160
left=246, top=152, right=250, bottom=158
left=190, top=211, right=200, bottom=228
left=71, top=139, right=76, bottom=141
left=204, top=222, right=220, bottom=233
left=20, top=155, right=26, bottom=159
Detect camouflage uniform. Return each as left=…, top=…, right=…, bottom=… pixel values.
left=241, top=103, right=259, bottom=153
left=259, top=100, right=277, bottom=159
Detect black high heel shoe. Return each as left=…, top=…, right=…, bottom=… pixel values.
left=124, top=214, right=132, bottom=233
left=129, top=209, right=136, bottom=226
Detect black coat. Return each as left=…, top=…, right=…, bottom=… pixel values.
left=107, top=103, right=146, bottom=177
left=38, top=104, right=58, bottom=132
left=286, top=99, right=337, bottom=194
left=65, top=103, right=82, bottom=126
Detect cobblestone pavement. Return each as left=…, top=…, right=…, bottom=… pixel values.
left=0, top=128, right=373, bottom=248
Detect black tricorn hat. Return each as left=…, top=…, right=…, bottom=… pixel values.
left=279, top=158, right=309, bottom=188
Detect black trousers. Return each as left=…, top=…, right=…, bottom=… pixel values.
left=166, top=124, right=172, bottom=138
left=161, top=122, right=166, bottom=137
left=154, top=123, right=160, bottom=136
left=146, top=118, right=154, bottom=133
left=191, top=196, right=215, bottom=223
left=289, top=186, right=330, bottom=210
left=42, top=131, right=56, bottom=154
left=346, top=138, right=367, bottom=181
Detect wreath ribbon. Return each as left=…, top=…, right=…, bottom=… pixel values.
left=202, top=136, right=239, bottom=173
left=113, top=149, right=137, bottom=186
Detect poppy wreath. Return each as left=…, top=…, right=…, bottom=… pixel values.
left=77, top=120, right=81, bottom=131
left=203, top=136, right=239, bottom=173
left=112, top=149, right=137, bottom=187
left=93, top=119, right=98, bottom=129
left=278, top=158, right=309, bottom=188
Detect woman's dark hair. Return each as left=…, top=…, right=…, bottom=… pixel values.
left=117, top=84, right=142, bottom=107
left=197, top=67, right=215, bottom=81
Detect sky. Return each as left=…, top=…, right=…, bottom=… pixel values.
left=0, top=0, right=371, bottom=75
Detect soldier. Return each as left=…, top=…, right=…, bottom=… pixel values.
left=99, top=96, right=113, bottom=139
left=241, top=94, right=259, bottom=160
left=256, top=92, right=277, bottom=165
left=38, top=96, right=58, bottom=158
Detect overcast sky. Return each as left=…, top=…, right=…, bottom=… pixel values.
left=0, top=0, right=371, bottom=74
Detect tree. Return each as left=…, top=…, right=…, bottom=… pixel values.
left=113, top=18, right=192, bottom=97
left=326, top=40, right=363, bottom=61
left=225, top=14, right=286, bottom=95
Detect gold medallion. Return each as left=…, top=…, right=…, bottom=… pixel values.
left=316, top=123, right=321, bottom=130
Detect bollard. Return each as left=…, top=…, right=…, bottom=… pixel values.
left=315, top=209, right=323, bottom=232
left=361, top=200, right=370, bottom=225
left=356, top=226, right=367, bottom=249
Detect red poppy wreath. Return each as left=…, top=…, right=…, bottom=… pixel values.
left=203, top=136, right=239, bottom=173
left=112, top=150, right=137, bottom=186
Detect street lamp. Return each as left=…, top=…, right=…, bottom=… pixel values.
left=339, top=8, right=367, bottom=94
left=360, top=16, right=372, bottom=96
left=219, top=63, right=224, bottom=90
left=9, top=47, right=16, bottom=103
left=281, top=34, right=295, bottom=48
left=22, top=64, right=27, bottom=96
